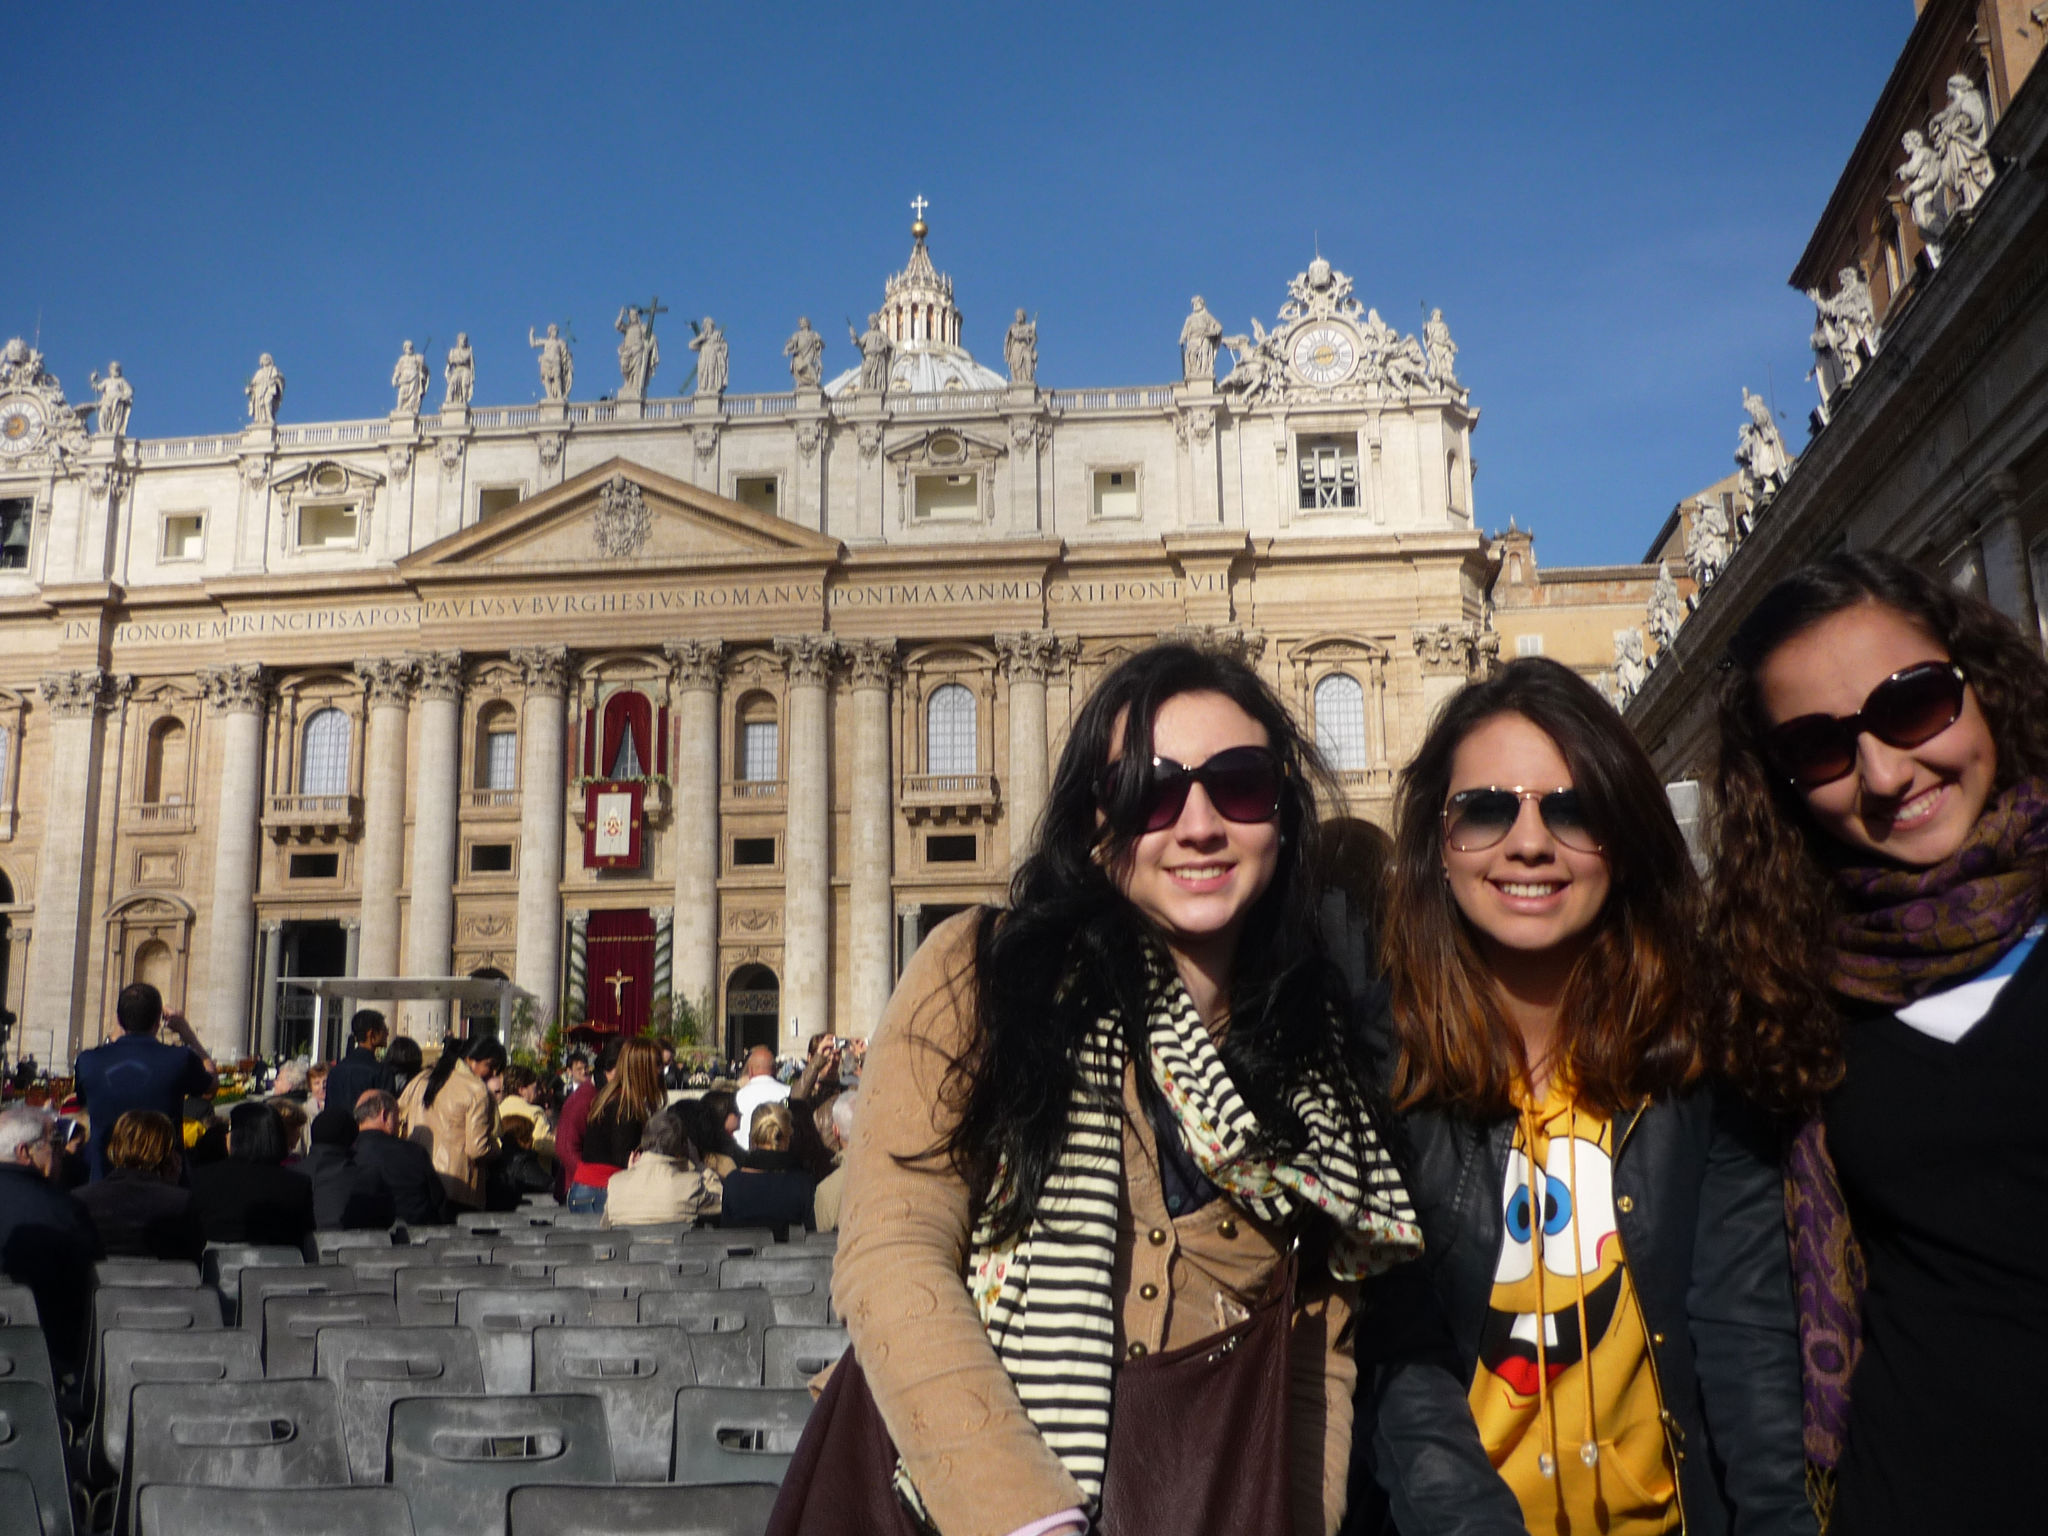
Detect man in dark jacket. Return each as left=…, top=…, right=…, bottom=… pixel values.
left=323, top=1012, right=399, bottom=1122
left=0, top=1106, right=100, bottom=1375
left=350, top=1090, right=448, bottom=1228
left=73, top=982, right=216, bottom=1181
left=301, top=1106, right=394, bottom=1230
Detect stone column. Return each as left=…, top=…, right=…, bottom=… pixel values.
left=512, top=646, right=570, bottom=1020
left=775, top=634, right=839, bottom=1048
left=353, top=657, right=416, bottom=983
left=257, top=921, right=284, bottom=1057
left=664, top=640, right=724, bottom=1019
left=23, top=670, right=121, bottom=1066
left=404, top=651, right=464, bottom=1040
left=1974, top=474, right=2033, bottom=633
left=1412, top=623, right=1476, bottom=725
left=198, top=663, right=268, bottom=1060
left=996, top=632, right=1059, bottom=863
left=844, top=639, right=896, bottom=1039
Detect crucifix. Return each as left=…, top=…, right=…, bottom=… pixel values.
left=910, top=194, right=929, bottom=222
left=603, top=969, right=632, bottom=1010
left=642, top=296, right=669, bottom=333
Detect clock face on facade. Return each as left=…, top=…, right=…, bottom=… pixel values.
left=0, top=395, right=46, bottom=457
left=1291, top=325, right=1357, bottom=387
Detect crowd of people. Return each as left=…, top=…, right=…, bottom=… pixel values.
left=3, top=552, right=2042, bottom=1535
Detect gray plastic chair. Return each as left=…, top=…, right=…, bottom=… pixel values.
left=237, top=1264, right=367, bottom=1332
left=454, top=1286, right=594, bottom=1394
left=0, top=1467, right=46, bottom=1536
left=92, top=1286, right=222, bottom=1337
left=313, top=1326, right=485, bottom=1484
left=394, top=1264, right=543, bottom=1327
left=548, top=1262, right=676, bottom=1326
left=763, top=1325, right=851, bottom=1389
left=669, top=1386, right=811, bottom=1487
left=310, top=1230, right=400, bottom=1263
left=120, top=1378, right=347, bottom=1536
left=261, top=1292, right=399, bottom=1378
left=602, top=1220, right=697, bottom=1245
left=720, top=1256, right=836, bottom=1321
left=540, top=1210, right=606, bottom=1232
left=96, top=1327, right=263, bottom=1483
left=136, top=1483, right=417, bottom=1536
left=0, top=1379, right=75, bottom=1536
left=387, top=1393, right=613, bottom=1536
left=0, top=1284, right=37, bottom=1328
left=623, top=1247, right=719, bottom=1284
left=490, top=1241, right=619, bottom=1276
left=508, top=1482, right=780, bottom=1536
left=395, top=1237, right=498, bottom=1267
left=0, top=1326, right=52, bottom=1395
left=636, top=1289, right=776, bottom=1386
left=346, top=1248, right=477, bottom=1295
left=681, top=1228, right=774, bottom=1254
left=94, top=1258, right=202, bottom=1289
left=199, top=1245, right=303, bottom=1325
left=532, top=1325, right=698, bottom=1483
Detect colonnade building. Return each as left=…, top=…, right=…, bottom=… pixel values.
left=0, top=220, right=1491, bottom=1066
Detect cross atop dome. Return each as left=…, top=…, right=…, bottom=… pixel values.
left=823, top=197, right=1006, bottom=396
left=910, top=193, right=930, bottom=238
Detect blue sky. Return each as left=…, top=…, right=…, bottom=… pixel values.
left=14, top=2, right=1908, bottom=566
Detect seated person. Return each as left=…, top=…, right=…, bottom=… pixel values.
left=718, top=1102, right=816, bottom=1235
left=603, top=1108, right=723, bottom=1227
left=485, top=1117, right=555, bottom=1210
left=495, top=1065, right=556, bottom=1167
left=0, top=1106, right=99, bottom=1375
left=74, top=1110, right=205, bottom=1261
left=301, top=1105, right=394, bottom=1231
left=189, top=1101, right=315, bottom=1248
left=680, top=1092, right=742, bottom=1178
left=350, top=1090, right=449, bottom=1229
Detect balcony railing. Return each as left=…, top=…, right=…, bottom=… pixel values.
left=462, top=787, right=521, bottom=812
left=900, top=772, right=1000, bottom=824
left=129, top=802, right=195, bottom=829
left=262, top=793, right=361, bottom=842
left=723, top=778, right=786, bottom=803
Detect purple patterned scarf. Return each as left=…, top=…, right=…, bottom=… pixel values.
left=1791, top=776, right=2048, bottom=1470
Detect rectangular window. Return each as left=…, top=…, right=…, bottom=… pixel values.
left=0, top=498, right=30, bottom=570
left=926, top=834, right=978, bottom=864
left=741, top=720, right=779, bottom=782
left=734, top=476, right=779, bottom=517
left=913, top=473, right=979, bottom=521
left=477, top=485, right=525, bottom=522
left=160, top=513, right=205, bottom=562
left=732, top=836, right=777, bottom=867
left=298, top=502, right=359, bottom=550
left=288, top=852, right=339, bottom=879
left=469, top=842, right=514, bottom=874
left=1091, top=469, right=1139, bottom=521
left=1296, top=435, right=1360, bottom=511
left=484, top=730, right=518, bottom=791
left=1516, top=634, right=1544, bottom=657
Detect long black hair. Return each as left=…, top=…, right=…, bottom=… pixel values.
left=924, top=642, right=1366, bottom=1246
left=420, top=1035, right=504, bottom=1109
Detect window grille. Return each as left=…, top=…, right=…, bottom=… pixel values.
left=299, top=708, right=351, bottom=795
left=741, top=719, right=779, bottom=782
left=1313, top=673, right=1368, bottom=771
left=484, top=730, right=518, bottom=790
left=926, top=685, right=977, bottom=775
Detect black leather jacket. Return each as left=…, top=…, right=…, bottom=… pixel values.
left=1350, top=1071, right=1813, bottom=1536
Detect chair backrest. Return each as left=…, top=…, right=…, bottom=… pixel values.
left=387, top=1392, right=613, bottom=1536
left=668, top=1386, right=811, bottom=1487
left=547, top=1262, right=676, bottom=1325
left=453, top=1286, right=594, bottom=1394
left=531, top=1325, right=697, bottom=1483
left=135, top=1483, right=417, bottom=1536
left=95, top=1258, right=202, bottom=1289
left=346, top=1248, right=477, bottom=1295
left=623, top=1248, right=719, bottom=1284
left=601, top=1220, right=696, bottom=1244
left=635, top=1289, right=776, bottom=1386
left=507, top=1483, right=779, bottom=1536
left=93, top=1286, right=223, bottom=1337
left=0, top=1379, right=76, bottom=1536
left=121, top=1378, right=347, bottom=1536
left=538, top=1210, right=606, bottom=1232
left=763, top=1325, right=852, bottom=1389
left=314, top=1326, right=485, bottom=1484
left=260, top=1292, right=400, bottom=1379
left=0, top=1284, right=36, bottom=1328
left=393, top=1264, right=542, bottom=1327
left=237, top=1264, right=367, bottom=1332
left=0, top=1326, right=52, bottom=1395
left=0, top=1467, right=47, bottom=1536
left=720, top=1255, right=837, bottom=1321
left=679, top=1228, right=773, bottom=1254
left=310, top=1230, right=399, bottom=1264
left=96, top=1327, right=263, bottom=1483
left=199, top=1245, right=303, bottom=1324
left=489, top=1241, right=619, bottom=1275
left=395, top=1237, right=497, bottom=1266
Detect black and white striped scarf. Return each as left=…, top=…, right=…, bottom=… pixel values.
left=900, top=949, right=1422, bottom=1514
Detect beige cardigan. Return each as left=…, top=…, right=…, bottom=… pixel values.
left=397, top=1059, right=498, bottom=1209
left=834, top=913, right=1357, bottom=1536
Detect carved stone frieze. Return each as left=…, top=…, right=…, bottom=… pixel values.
left=843, top=638, right=899, bottom=690
left=856, top=423, right=884, bottom=461
left=1007, top=416, right=1048, bottom=453
left=197, top=663, right=270, bottom=715
left=1157, top=624, right=1265, bottom=665
left=536, top=432, right=566, bottom=471
left=1412, top=622, right=1484, bottom=677
left=725, top=907, right=781, bottom=935
left=240, top=456, right=272, bottom=490
left=384, top=442, right=413, bottom=484
left=511, top=644, right=570, bottom=696
left=994, top=630, right=1064, bottom=681
left=693, top=424, right=720, bottom=463
left=38, top=668, right=123, bottom=719
left=462, top=911, right=514, bottom=939
left=793, top=419, right=824, bottom=462
left=438, top=436, right=466, bottom=479
left=774, top=633, right=840, bottom=686
left=414, top=650, right=465, bottom=702
left=354, top=656, right=418, bottom=708
left=592, top=474, right=653, bottom=559
left=85, top=460, right=133, bottom=507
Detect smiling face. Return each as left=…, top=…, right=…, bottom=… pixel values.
left=1107, top=690, right=1282, bottom=982
left=1757, top=601, right=1996, bottom=867
left=1442, top=713, right=1611, bottom=969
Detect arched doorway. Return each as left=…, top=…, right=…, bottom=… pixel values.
left=725, top=964, right=780, bottom=1057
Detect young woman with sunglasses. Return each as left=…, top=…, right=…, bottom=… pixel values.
left=1711, top=552, right=2048, bottom=1536
left=815, top=644, right=1421, bottom=1536
left=1355, top=658, right=1809, bottom=1536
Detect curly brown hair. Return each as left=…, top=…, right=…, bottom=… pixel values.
left=1384, top=658, right=1704, bottom=1119
left=1710, top=551, right=2048, bottom=1116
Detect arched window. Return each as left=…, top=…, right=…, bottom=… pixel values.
left=1314, top=673, right=1368, bottom=772
left=475, top=703, right=518, bottom=791
left=601, top=690, right=653, bottom=779
left=133, top=939, right=174, bottom=994
left=926, top=684, right=977, bottom=776
left=144, top=718, right=188, bottom=804
left=737, top=694, right=778, bottom=782
left=299, top=708, right=351, bottom=796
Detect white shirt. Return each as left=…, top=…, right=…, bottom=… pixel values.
left=732, top=1074, right=790, bottom=1150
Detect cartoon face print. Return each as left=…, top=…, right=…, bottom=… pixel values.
left=1478, top=1133, right=1626, bottom=1399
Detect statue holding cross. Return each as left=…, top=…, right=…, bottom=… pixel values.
left=603, top=969, right=632, bottom=1012
left=615, top=297, right=666, bottom=402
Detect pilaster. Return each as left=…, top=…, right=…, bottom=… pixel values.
left=512, top=645, right=570, bottom=1019
left=844, top=638, right=897, bottom=1039
left=197, top=662, right=268, bottom=1058
left=775, top=633, right=840, bottom=1044
left=663, top=639, right=724, bottom=1016
left=404, top=650, right=464, bottom=1040
left=353, top=656, right=417, bottom=982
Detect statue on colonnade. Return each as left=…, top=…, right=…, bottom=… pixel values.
left=1005, top=309, right=1038, bottom=386
left=784, top=317, right=824, bottom=388
left=616, top=300, right=664, bottom=401
left=245, top=353, right=285, bottom=426
left=89, top=362, right=132, bottom=437
left=529, top=322, right=573, bottom=402
left=390, top=340, right=429, bottom=416
left=690, top=318, right=728, bottom=396
left=1179, top=296, right=1222, bottom=383
left=443, top=333, right=475, bottom=408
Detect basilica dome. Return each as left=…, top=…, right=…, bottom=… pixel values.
left=826, top=211, right=1008, bottom=397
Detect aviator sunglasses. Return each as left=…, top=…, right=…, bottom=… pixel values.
left=1441, top=786, right=1602, bottom=854
left=1098, top=745, right=1285, bottom=833
left=1763, top=660, right=1968, bottom=788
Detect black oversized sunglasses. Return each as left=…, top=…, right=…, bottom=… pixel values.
left=1763, top=660, right=1967, bottom=788
left=1097, top=745, right=1285, bottom=833
left=1441, top=786, right=1602, bottom=854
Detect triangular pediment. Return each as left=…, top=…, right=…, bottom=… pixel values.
left=400, top=458, right=842, bottom=575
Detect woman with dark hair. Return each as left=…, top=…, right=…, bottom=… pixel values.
left=674, top=1096, right=740, bottom=1179
left=1358, top=657, right=1808, bottom=1536
left=382, top=1036, right=424, bottom=1094
left=73, top=1110, right=205, bottom=1260
left=188, top=1100, right=315, bottom=1247
left=568, top=1036, right=665, bottom=1214
left=819, top=643, right=1420, bottom=1536
left=1710, top=551, right=2048, bottom=1536
left=396, top=1037, right=503, bottom=1210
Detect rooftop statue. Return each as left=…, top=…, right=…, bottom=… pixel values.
left=529, top=322, right=573, bottom=403
left=850, top=312, right=893, bottom=393
left=1004, top=308, right=1037, bottom=386
left=1807, top=266, right=1879, bottom=406
left=689, top=318, right=728, bottom=397
left=1898, top=129, right=1949, bottom=263
left=1613, top=627, right=1649, bottom=707
left=246, top=353, right=285, bottom=426
left=784, top=317, right=825, bottom=388
left=615, top=301, right=663, bottom=402
left=390, top=340, right=428, bottom=416
left=1179, top=296, right=1222, bottom=383
left=1686, top=496, right=1731, bottom=591
left=1647, top=561, right=1684, bottom=653
left=1735, top=388, right=1791, bottom=510
left=1217, top=320, right=1276, bottom=401
left=1423, top=308, right=1460, bottom=390
left=443, top=333, right=475, bottom=409
left=89, top=362, right=133, bottom=437
left=1931, top=74, right=1994, bottom=217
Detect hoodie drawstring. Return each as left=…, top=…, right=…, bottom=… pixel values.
left=1523, top=1097, right=1604, bottom=1504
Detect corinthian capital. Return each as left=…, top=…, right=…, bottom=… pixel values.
left=994, top=630, right=1062, bottom=682
left=663, top=638, right=726, bottom=691
left=413, top=649, right=465, bottom=702
left=1412, top=622, right=1479, bottom=677
left=773, top=633, right=841, bottom=686
left=197, top=662, right=270, bottom=715
left=843, top=638, right=898, bottom=690
left=511, top=644, right=571, bottom=696
left=354, top=656, right=418, bottom=707
left=38, top=668, right=120, bottom=719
